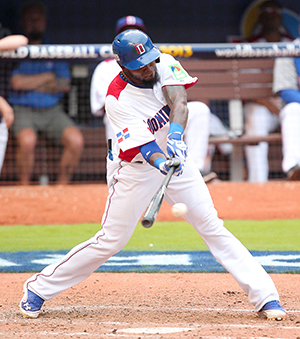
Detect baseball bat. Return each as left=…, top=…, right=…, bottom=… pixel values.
left=141, top=165, right=176, bottom=228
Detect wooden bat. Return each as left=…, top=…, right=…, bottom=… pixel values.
left=141, top=160, right=179, bottom=228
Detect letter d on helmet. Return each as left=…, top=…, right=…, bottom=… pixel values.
left=112, top=29, right=160, bottom=70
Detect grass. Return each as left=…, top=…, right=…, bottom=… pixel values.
left=0, top=219, right=299, bottom=252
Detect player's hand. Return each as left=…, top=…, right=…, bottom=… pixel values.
left=158, top=158, right=183, bottom=177
left=167, top=138, right=187, bottom=161
left=167, top=123, right=187, bottom=161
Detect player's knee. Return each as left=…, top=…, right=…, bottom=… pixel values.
left=18, top=129, right=37, bottom=152
left=62, top=127, right=84, bottom=153
left=244, top=104, right=270, bottom=135
left=280, top=102, right=300, bottom=119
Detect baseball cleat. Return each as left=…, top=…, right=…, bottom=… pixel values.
left=202, top=171, right=218, bottom=184
left=20, top=288, right=44, bottom=318
left=258, top=300, right=287, bottom=320
left=287, top=164, right=300, bottom=180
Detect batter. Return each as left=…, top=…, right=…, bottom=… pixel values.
left=20, top=30, right=287, bottom=321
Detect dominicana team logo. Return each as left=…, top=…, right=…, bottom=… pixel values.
left=169, top=64, right=188, bottom=80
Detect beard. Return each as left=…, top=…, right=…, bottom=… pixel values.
left=27, top=31, right=44, bottom=41
left=141, top=68, right=160, bottom=88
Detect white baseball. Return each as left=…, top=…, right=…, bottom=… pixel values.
left=171, top=203, right=188, bottom=218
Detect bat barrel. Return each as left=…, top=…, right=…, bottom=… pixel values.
left=141, top=217, right=154, bottom=228
left=141, top=165, right=176, bottom=228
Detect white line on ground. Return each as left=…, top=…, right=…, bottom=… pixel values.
left=41, top=304, right=300, bottom=314
left=0, top=330, right=296, bottom=339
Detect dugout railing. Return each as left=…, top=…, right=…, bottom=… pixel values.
left=1, top=42, right=292, bottom=184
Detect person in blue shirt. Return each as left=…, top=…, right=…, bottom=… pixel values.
left=9, top=2, right=84, bottom=185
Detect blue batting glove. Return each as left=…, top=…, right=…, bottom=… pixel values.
left=154, top=158, right=183, bottom=177
left=167, top=139, right=187, bottom=160
left=167, top=122, right=187, bottom=161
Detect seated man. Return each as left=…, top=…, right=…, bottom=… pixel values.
left=272, top=55, right=300, bottom=179
left=9, top=2, right=83, bottom=184
left=243, top=0, right=293, bottom=182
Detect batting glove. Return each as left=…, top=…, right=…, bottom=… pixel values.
left=167, top=122, right=187, bottom=161
left=155, top=158, right=183, bottom=177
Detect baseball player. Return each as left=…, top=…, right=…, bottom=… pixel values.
left=91, top=15, right=233, bottom=182
left=243, top=0, right=294, bottom=182
left=0, top=34, right=28, bottom=174
left=272, top=38, right=300, bottom=179
left=20, top=30, right=286, bottom=321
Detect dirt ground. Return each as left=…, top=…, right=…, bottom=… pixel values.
left=0, top=181, right=300, bottom=338
left=1, top=181, right=300, bottom=225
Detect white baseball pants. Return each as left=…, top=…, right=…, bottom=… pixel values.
left=244, top=102, right=300, bottom=181
left=244, top=103, right=280, bottom=182
left=25, top=157, right=279, bottom=312
left=280, top=102, right=300, bottom=173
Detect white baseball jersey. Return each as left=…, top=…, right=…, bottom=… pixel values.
left=105, top=53, right=197, bottom=162
left=273, top=39, right=300, bottom=94
left=90, top=56, right=231, bottom=172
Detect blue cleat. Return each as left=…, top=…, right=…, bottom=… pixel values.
left=20, top=289, right=44, bottom=318
left=258, top=300, right=287, bottom=320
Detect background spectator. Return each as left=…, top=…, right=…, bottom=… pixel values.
left=272, top=30, right=300, bottom=180
left=9, top=2, right=84, bottom=185
left=243, top=0, right=294, bottom=182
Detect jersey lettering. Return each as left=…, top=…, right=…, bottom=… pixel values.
left=147, top=105, right=170, bottom=134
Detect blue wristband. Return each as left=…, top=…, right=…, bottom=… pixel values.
left=138, top=140, right=165, bottom=163
left=154, top=158, right=166, bottom=169
left=168, top=122, right=184, bottom=140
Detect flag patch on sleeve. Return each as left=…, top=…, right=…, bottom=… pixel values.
left=116, top=128, right=130, bottom=143
left=169, top=64, right=188, bottom=80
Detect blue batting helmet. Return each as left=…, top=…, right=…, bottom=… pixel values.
left=112, top=29, right=160, bottom=70
left=115, top=15, right=146, bottom=34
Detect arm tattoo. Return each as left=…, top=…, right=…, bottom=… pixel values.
left=162, top=85, right=188, bottom=128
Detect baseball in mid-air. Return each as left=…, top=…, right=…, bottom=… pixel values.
left=171, top=203, right=188, bottom=218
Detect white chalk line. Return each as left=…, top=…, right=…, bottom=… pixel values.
left=0, top=325, right=299, bottom=339
left=1, top=318, right=300, bottom=337
left=1, top=305, right=300, bottom=338
left=41, top=304, right=300, bottom=313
